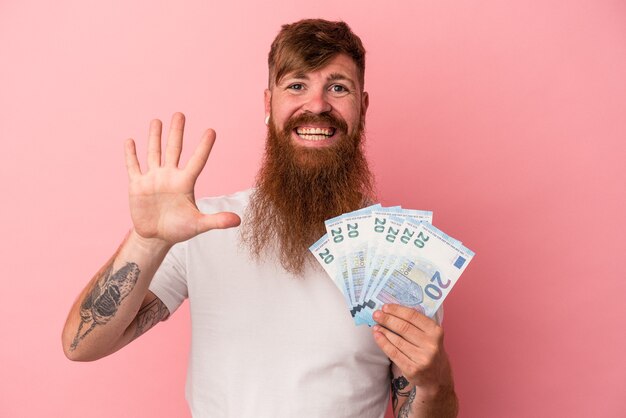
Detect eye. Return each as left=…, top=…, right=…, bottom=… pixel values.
left=330, top=84, right=348, bottom=93
left=287, top=83, right=304, bottom=91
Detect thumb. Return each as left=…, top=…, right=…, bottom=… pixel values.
left=196, top=212, right=241, bottom=233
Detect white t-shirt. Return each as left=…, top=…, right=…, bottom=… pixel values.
left=150, top=189, right=392, bottom=418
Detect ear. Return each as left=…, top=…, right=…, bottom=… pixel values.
left=361, top=91, right=369, bottom=117
left=264, top=89, right=272, bottom=119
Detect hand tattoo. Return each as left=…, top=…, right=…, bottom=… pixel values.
left=70, top=261, right=140, bottom=351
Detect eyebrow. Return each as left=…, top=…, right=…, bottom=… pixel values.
left=328, top=72, right=356, bottom=87
left=281, top=72, right=356, bottom=89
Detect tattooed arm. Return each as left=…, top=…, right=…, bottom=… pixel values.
left=62, top=113, right=240, bottom=361
left=62, top=230, right=172, bottom=361
left=390, top=363, right=458, bottom=418
left=374, top=304, right=458, bottom=417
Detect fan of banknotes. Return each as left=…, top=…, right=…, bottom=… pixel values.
left=309, top=204, right=475, bottom=326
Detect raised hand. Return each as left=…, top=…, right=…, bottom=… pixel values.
left=124, top=112, right=241, bottom=245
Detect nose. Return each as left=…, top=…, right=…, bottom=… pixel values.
left=302, top=88, right=332, bottom=114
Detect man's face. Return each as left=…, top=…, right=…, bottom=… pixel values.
left=243, top=53, right=374, bottom=275
left=264, top=54, right=369, bottom=150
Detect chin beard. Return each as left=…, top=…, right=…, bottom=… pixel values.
left=240, top=112, right=375, bottom=276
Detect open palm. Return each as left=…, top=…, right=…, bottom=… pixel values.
left=124, top=113, right=240, bottom=245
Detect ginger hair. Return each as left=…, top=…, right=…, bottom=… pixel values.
left=267, top=19, right=366, bottom=90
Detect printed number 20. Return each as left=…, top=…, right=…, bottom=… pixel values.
left=425, top=271, right=451, bottom=299
left=318, top=248, right=334, bottom=264
left=331, top=228, right=344, bottom=243
left=413, top=231, right=430, bottom=248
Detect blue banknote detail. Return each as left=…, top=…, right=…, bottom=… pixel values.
left=454, top=256, right=466, bottom=269
left=367, top=257, right=438, bottom=321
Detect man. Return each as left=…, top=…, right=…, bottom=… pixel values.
left=62, top=19, right=458, bottom=417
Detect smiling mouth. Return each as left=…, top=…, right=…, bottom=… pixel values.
left=295, top=127, right=337, bottom=141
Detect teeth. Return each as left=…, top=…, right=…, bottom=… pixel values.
left=298, top=134, right=330, bottom=141
left=296, top=127, right=335, bottom=136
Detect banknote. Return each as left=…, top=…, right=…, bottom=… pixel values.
left=363, top=215, right=405, bottom=316
left=363, top=209, right=433, bottom=308
left=359, top=217, right=425, bottom=324
left=340, top=205, right=380, bottom=324
left=309, top=234, right=351, bottom=309
left=364, top=221, right=474, bottom=324
left=324, top=207, right=376, bottom=311
left=310, top=205, right=473, bottom=327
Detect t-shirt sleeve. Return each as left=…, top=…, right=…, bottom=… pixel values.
left=149, top=240, right=188, bottom=316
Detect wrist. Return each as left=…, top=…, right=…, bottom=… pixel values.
left=414, top=381, right=454, bottom=398
left=127, top=228, right=172, bottom=256
left=412, top=383, right=458, bottom=418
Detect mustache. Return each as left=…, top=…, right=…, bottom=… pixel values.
left=282, top=112, right=348, bottom=134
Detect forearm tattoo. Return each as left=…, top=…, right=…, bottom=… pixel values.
left=391, top=375, right=412, bottom=411
left=133, top=296, right=169, bottom=339
left=398, top=386, right=417, bottom=418
left=69, top=261, right=140, bottom=351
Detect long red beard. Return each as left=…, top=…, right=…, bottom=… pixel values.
left=241, top=112, right=375, bottom=275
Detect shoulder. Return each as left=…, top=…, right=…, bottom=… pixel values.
left=196, top=189, right=254, bottom=215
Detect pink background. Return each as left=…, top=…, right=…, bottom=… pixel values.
left=1, top=1, right=625, bottom=417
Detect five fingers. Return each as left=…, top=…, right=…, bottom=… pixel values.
left=125, top=112, right=214, bottom=178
